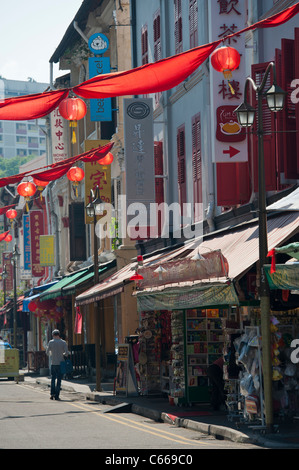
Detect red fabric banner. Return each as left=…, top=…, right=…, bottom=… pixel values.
left=0, top=142, right=114, bottom=187
left=0, top=90, right=69, bottom=121
left=73, top=42, right=220, bottom=99
left=0, top=4, right=296, bottom=120
left=30, top=162, right=73, bottom=182
left=0, top=173, right=28, bottom=189
left=0, top=231, right=10, bottom=242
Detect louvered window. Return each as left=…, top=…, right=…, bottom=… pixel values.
left=174, top=0, right=183, bottom=54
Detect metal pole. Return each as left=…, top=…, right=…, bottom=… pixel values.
left=13, top=254, right=17, bottom=349
left=257, top=89, right=273, bottom=430
left=93, top=211, right=101, bottom=391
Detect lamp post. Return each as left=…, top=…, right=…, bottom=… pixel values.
left=235, top=62, right=286, bottom=431
left=12, top=244, right=20, bottom=349
left=85, top=186, right=105, bottom=391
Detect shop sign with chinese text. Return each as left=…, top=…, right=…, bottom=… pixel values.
left=124, top=98, right=155, bottom=238
left=84, top=140, right=111, bottom=225
left=40, top=235, right=55, bottom=266
left=29, top=210, right=45, bottom=278
left=50, top=107, right=68, bottom=164
left=209, top=0, right=248, bottom=163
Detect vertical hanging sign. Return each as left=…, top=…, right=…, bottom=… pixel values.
left=23, top=214, right=31, bottom=271
left=88, top=33, right=112, bottom=122
left=209, top=0, right=247, bottom=163
left=124, top=98, right=155, bottom=239
left=29, top=210, right=45, bottom=278
left=50, top=107, right=68, bottom=164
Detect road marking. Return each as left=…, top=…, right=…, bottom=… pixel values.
left=20, top=383, right=216, bottom=447
left=69, top=401, right=210, bottom=447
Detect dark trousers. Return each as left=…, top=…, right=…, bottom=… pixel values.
left=207, top=364, right=225, bottom=410
left=50, top=365, right=62, bottom=398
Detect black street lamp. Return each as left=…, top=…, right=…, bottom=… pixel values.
left=235, top=62, right=286, bottom=431
left=85, top=186, right=105, bottom=391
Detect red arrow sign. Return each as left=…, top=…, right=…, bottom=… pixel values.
left=223, top=146, right=240, bottom=159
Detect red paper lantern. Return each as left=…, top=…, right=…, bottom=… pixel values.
left=33, top=178, right=49, bottom=201
left=4, top=234, right=12, bottom=243
left=28, top=301, right=38, bottom=312
left=17, top=181, right=36, bottom=197
left=17, top=181, right=36, bottom=212
left=210, top=46, right=241, bottom=79
left=58, top=97, right=87, bottom=144
left=67, top=166, right=85, bottom=197
left=33, top=177, right=49, bottom=189
left=67, top=166, right=85, bottom=182
left=98, top=152, right=114, bottom=165
left=5, top=209, right=17, bottom=220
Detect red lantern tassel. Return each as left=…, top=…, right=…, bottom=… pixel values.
left=267, top=249, right=276, bottom=274
left=70, top=121, right=77, bottom=144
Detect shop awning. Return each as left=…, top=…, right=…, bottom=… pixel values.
left=267, top=187, right=299, bottom=211
left=187, top=212, right=299, bottom=281
left=136, top=282, right=239, bottom=311
left=39, top=268, right=90, bottom=301
left=75, top=243, right=192, bottom=306
left=62, top=260, right=116, bottom=296
left=264, top=264, right=299, bottom=290
left=22, top=280, right=59, bottom=312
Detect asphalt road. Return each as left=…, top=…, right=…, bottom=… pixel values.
left=0, top=379, right=261, bottom=453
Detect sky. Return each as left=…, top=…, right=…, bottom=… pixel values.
left=0, top=0, right=84, bottom=84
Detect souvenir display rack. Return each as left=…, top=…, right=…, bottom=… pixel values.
left=186, top=308, right=228, bottom=403
left=167, top=307, right=228, bottom=405
left=139, top=310, right=171, bottom=396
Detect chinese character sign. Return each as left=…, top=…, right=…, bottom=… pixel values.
left=209, top=0, right=248, bottom=163
left=84, top=140, right=112, bottom=225
left=29, top=211, right=45, bottom=278
left=23, top=214, right=31, bottom=271
left=124, top=98, right=155, bottom=205
left=40, top=235, right=55, bottom=266
left=50, top=107, right=68, bottom=164
left=2, top=252, right=13, bottom=293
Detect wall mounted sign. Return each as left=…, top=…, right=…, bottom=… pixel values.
left=88, top=33, right=109, bottom=55
left=209, top=0, right=248, bottom=162
left=23, top=214, right=31, bottom=271
left=124, top=98, right=155, bottom=239
left=88, top=57, right=112, bottom=121
left=29, top=210, right=45, bottom=279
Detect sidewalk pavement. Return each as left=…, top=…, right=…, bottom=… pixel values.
left=21, top=371, right=299, bottom=448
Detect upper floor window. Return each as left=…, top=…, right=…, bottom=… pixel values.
left=141, top=25, right=149, bottom=65
left=189, top=0, right=198, bottom=49
left=174, top=0, right=183, bottom=54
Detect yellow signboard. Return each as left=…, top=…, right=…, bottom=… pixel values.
left=40, top=235, right=55, bottom=266
left=0, top=349, right=19, bottom=377
left=84, top=140, right=112, bottom=224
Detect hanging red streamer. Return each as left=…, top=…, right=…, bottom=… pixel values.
left=0, top=90, right=69, bottom=121
left=0, top=4, right=296, bottom=121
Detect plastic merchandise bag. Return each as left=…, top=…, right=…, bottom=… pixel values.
left=240, top=372, right=254, bottom=397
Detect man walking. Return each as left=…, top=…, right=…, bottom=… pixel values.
left=46, top=330, right=69, bottom=401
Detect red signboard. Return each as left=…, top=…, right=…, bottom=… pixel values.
left=29, top=210, right=45, bottom=278
left=2, top=252, right=13, bottom=293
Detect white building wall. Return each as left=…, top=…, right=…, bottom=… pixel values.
left=133, top=0, right=214, bottom=226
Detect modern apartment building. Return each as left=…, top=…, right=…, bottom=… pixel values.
left=0, top=78, right=49, bottom=160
